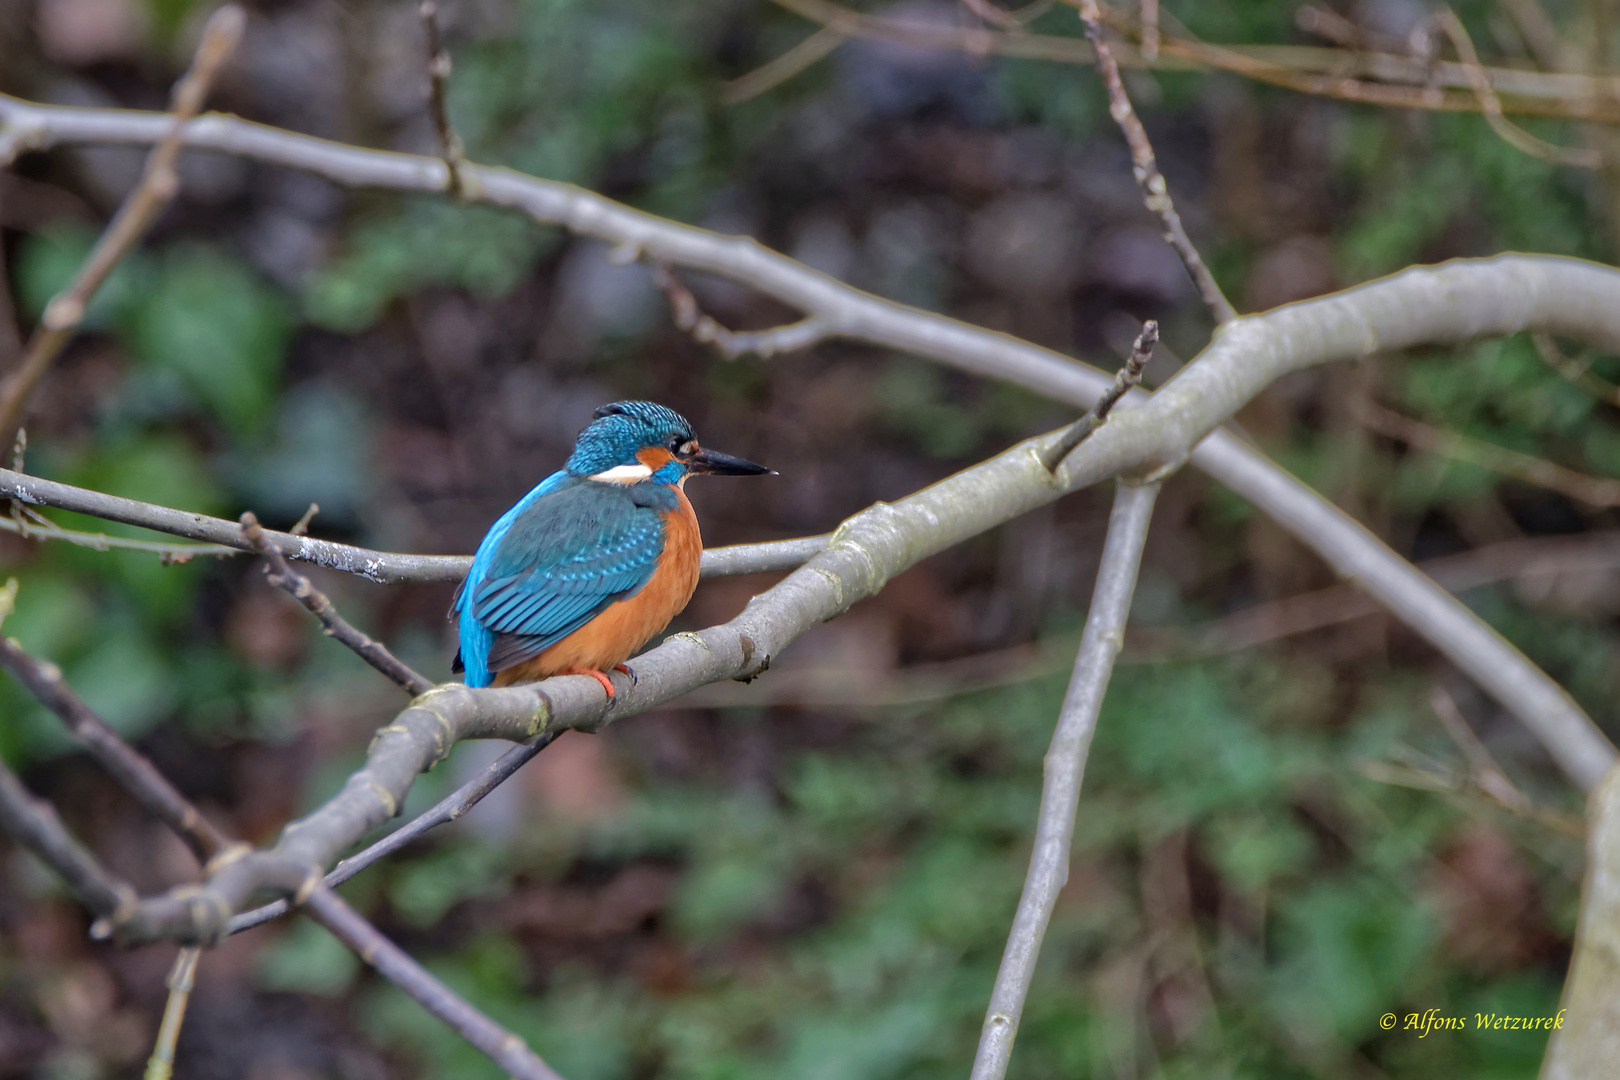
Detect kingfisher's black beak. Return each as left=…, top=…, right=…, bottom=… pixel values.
left=686, top=447, right=775, bottom=476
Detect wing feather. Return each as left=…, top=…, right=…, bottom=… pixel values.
left=462, top=479, right=667, bottom=676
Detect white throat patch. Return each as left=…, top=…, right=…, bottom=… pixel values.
left=590, top=463, right=654, bottom=484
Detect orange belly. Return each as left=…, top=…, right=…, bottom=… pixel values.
left=492, top=488, right=702, bottom=687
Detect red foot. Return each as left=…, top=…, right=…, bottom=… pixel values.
left=614, top=663, right=638, bottom=687
left=564, top=667, right=616, bottom=699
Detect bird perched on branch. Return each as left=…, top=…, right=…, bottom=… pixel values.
left=454, top=401, right=773, bottom=696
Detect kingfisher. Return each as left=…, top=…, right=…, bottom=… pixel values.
left=454, top=401, right=773, bottom=697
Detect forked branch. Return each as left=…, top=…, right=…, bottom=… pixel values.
left=973, top=480, right=1160, bottom=1080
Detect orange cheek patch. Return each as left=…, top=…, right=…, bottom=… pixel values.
left=637, top=447, right=675, bottom=471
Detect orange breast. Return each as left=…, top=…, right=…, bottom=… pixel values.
left=492, top=486, right=703, bottom=686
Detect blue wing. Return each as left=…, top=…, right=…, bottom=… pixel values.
left=455, top=473, right=668, bottom=686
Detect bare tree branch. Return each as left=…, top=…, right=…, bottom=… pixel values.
left=0, top=756, right=137, bottom=926
left=0, top=635, right=235, bottom=862
left=1, top=620, right=567, bottom=1080
left=419, top=0, right=466, bottom=197
left=226, top=733, right=557, bottom=935
left=973, top=480, right=1160, bottom=1080
left=1428, top=7, right=1600, bottom=169
left=1078, top=0, right=1236, bottom=322
left=239, top=511, right=436, bottom=694
left=1353, top=395, right=1620, bottom=507
left=722, top=24, right=850, bottom=105
left=1194, top=426, right=1612, bottom=790
left=0, top=466, right=826, bottom=583
left=654, top=264, right=829, bottom=358
left=758, top=0, right=1620, bottom=123
left=1, top=97, right=1615, bottom=786
left=1129, top=530, right=1620, bottom=660
left=0, top=507, right=239, bottom=560
left=304, top=886, right=565, bottom=1080
left=144, top=947, right=201, bottom=1080
left=0, top=6, right=245, bottom=453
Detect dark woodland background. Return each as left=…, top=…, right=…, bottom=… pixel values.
left=2, top=0, right=1617, bottom=1077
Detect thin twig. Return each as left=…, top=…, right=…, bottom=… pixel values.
left=1532, top=331, right=1620, bottom=407
left=304, top=886, right=565, bottom=1080
left=0, top=506, right=239, bottom=560
left=0, top=5, right=245, bottom=453
left=419, top=0, right=466, bottom=197
left=1039, top=320, right=1156, bottom=471
left=1499, top=0, right=1567, bottom=71
left=143, top=947, right=200, bottom=1080
left=723, top=24, right=850, bottom=104
left=1127, top=529, right=1620, bottom=661
left=0, top=756, right=137, bottom=926
left=0, top=635, right=235, bottom=862
left=1430, top=683, right=1536, bottom=814
left=971, top=480, right=1160, bottom=1080
left=1078, top=0, right=1236, bottom=322
left=240, top=511, right=435, bottom=695
left=759, top=0, right=1620, bottom=123
left=1356, top=755, right=1585, bottom=836
left=1295, top=5, right=1383, bottom=49
left=0, top=465, right=825, bottom=583
left=227, top=733, right=556, bottom=935
left=1429, top=8, right=1600, bottom=169
left=1352, top=395, right=1620, bottom=507
left=961, top=0, right=1024, bottom=30
left=653, top=264, right=828, bottom=358
left=288, top=501, right=321, bottom=536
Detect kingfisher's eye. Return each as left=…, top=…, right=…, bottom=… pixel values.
left=667, top=435, right=684, bottom=452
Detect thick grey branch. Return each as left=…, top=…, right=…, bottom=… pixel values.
left=226, top=733, right=557, bottom=935
left=2, top=96, right=1615, bottom=787
left=972, top=481, right=1160, bottom=1080
left=113, top=680, right=576, bottom=943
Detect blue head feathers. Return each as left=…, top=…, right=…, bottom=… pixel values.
left=566, top=401, right=697, bottom=479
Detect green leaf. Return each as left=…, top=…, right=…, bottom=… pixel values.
left=304, top=202, right=547, bottom=333
left=125, top=247, right=290, bottom=435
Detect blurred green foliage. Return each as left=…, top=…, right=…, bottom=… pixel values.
left=4, top=0, right=1616, bottom=1077
left=323, top=655, right=1577, bottom=1080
